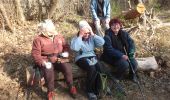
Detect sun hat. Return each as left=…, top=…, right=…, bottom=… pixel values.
left=38, top=19, right=58, bottom=36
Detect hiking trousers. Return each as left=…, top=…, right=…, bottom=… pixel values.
left=39, top=62, right=73, bottom=93
left=76, top=57, right=101, bottom=95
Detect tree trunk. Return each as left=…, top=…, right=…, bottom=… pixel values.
left=124, top=9, right=141, bottom=20
left=136, top=56, right=158, bottom=70
left=0, top=1, right=13, bottom=32
left=124, top=3, right=145, bottom=20
left=48, top=0, right=58, bottom=18
left=14, top=0, right=25, bottom=23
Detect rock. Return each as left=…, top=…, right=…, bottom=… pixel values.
left=136, top=56, right=159, bottom=70
left=150, top=72, right=155, bottom=78
left=166, top=85, right=170, bottom=92
left=166, top=61, right=170, bottom=67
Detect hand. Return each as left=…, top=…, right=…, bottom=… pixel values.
left=90, top=32, right=95, bottom=36
left=89, top=28, right=95, bottom=36
left=61, top=52, right=69, bottom=58
left=128, top=52, right=135, bottom=59
left=94, top=20, right=100, bottom=26
left=43, top=61, right=52, bottom=69
left=122, top=55, right=128, bottom=60
left=105, top=18, right=110, bottom=24
left=57, top=58, right=69, bottom=63
left=79, top=27, right=94, bottom=37
left=79, top=29, right=85, bottom=37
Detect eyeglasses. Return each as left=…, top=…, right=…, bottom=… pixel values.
left=84, top=32, right=91, bottom=35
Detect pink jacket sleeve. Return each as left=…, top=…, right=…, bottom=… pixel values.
left=31, top=37, right=44, bottom=67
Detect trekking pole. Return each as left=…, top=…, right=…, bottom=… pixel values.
left=124, top=47, right=146, bottom=100
left=30, top=71, right=35, bottom=86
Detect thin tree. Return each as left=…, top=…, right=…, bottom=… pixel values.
left=14, top=0, right=25, bottom=23
left=48, top=0, right=58, bottom=18
left=0, top=1, right=13, bottom=32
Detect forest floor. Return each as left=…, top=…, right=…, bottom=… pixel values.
left=0, top=10, right=170, bottom=100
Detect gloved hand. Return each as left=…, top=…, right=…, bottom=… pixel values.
left=128, top=52, right=134, bottom=59
left=60, top=52, right=69, bottom=58
left=128, top=49, right=135, bottom=59
left=43, top=61, right=52, bottom=69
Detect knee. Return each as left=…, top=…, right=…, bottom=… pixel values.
left=130, top=59, right=138, bottom=67
left=120, top=61, right=129, bottom=72
left=63, top=63, right=72, bottom=75
left=87, top=66, right=97, bottom=75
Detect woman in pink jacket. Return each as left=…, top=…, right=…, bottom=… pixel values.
left=31, top=19, right=77, bottom=100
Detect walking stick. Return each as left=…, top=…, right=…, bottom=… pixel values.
left=124, top=47, right=146, bottom=100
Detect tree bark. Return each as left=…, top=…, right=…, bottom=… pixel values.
left=124, top=3, right=145, bottom=20
left=0, top=1, right=13, bottom=32
left=14, top=0, right=25, bottom=23
left=48, top=0, right=58, bottom=18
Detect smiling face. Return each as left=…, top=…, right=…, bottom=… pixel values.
left=81, top=28, right=91, bottom=40
left=111, top=23, right=121, bottom=34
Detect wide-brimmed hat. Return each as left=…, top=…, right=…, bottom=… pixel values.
left=38, top=19, right=58, bottom=36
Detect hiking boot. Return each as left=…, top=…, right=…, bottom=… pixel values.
left=69, top=86, right=77, bottom=98
left=129, top=73, right=138, bottom=83
left=131, top=75, right=138, bottom=83
left=87, top=93, right=97, bottom=100
left=48, top=91, right=56, bottom=100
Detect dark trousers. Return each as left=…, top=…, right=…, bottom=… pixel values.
left=108, top=58, right=138, bottom=80
left=76, top=57, right=101, bottom=95
left=39, top=62, right=73, bottom=93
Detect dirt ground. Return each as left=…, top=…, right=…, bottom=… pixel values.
left=0, top=11, right=170, bottom=100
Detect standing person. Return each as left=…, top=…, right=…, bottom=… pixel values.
left=101, top=18, right=138, bottom=82
left=90, top=0, right=111, bottom=37
left=70, top=20, right=104, bottom=100
left=31, top=19, right=77, bottom=100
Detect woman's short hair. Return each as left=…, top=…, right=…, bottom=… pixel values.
left=109, top=18, right=122, bottom=27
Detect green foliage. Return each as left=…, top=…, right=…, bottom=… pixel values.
left=110, top=1, right=122, bottom=17
left=153, top=3, right=161, bottom=12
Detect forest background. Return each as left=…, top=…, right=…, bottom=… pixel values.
left=0, top=0, right=170, bottom=100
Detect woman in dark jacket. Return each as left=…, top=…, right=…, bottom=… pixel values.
left=101, top=18, right=138, bottom=81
